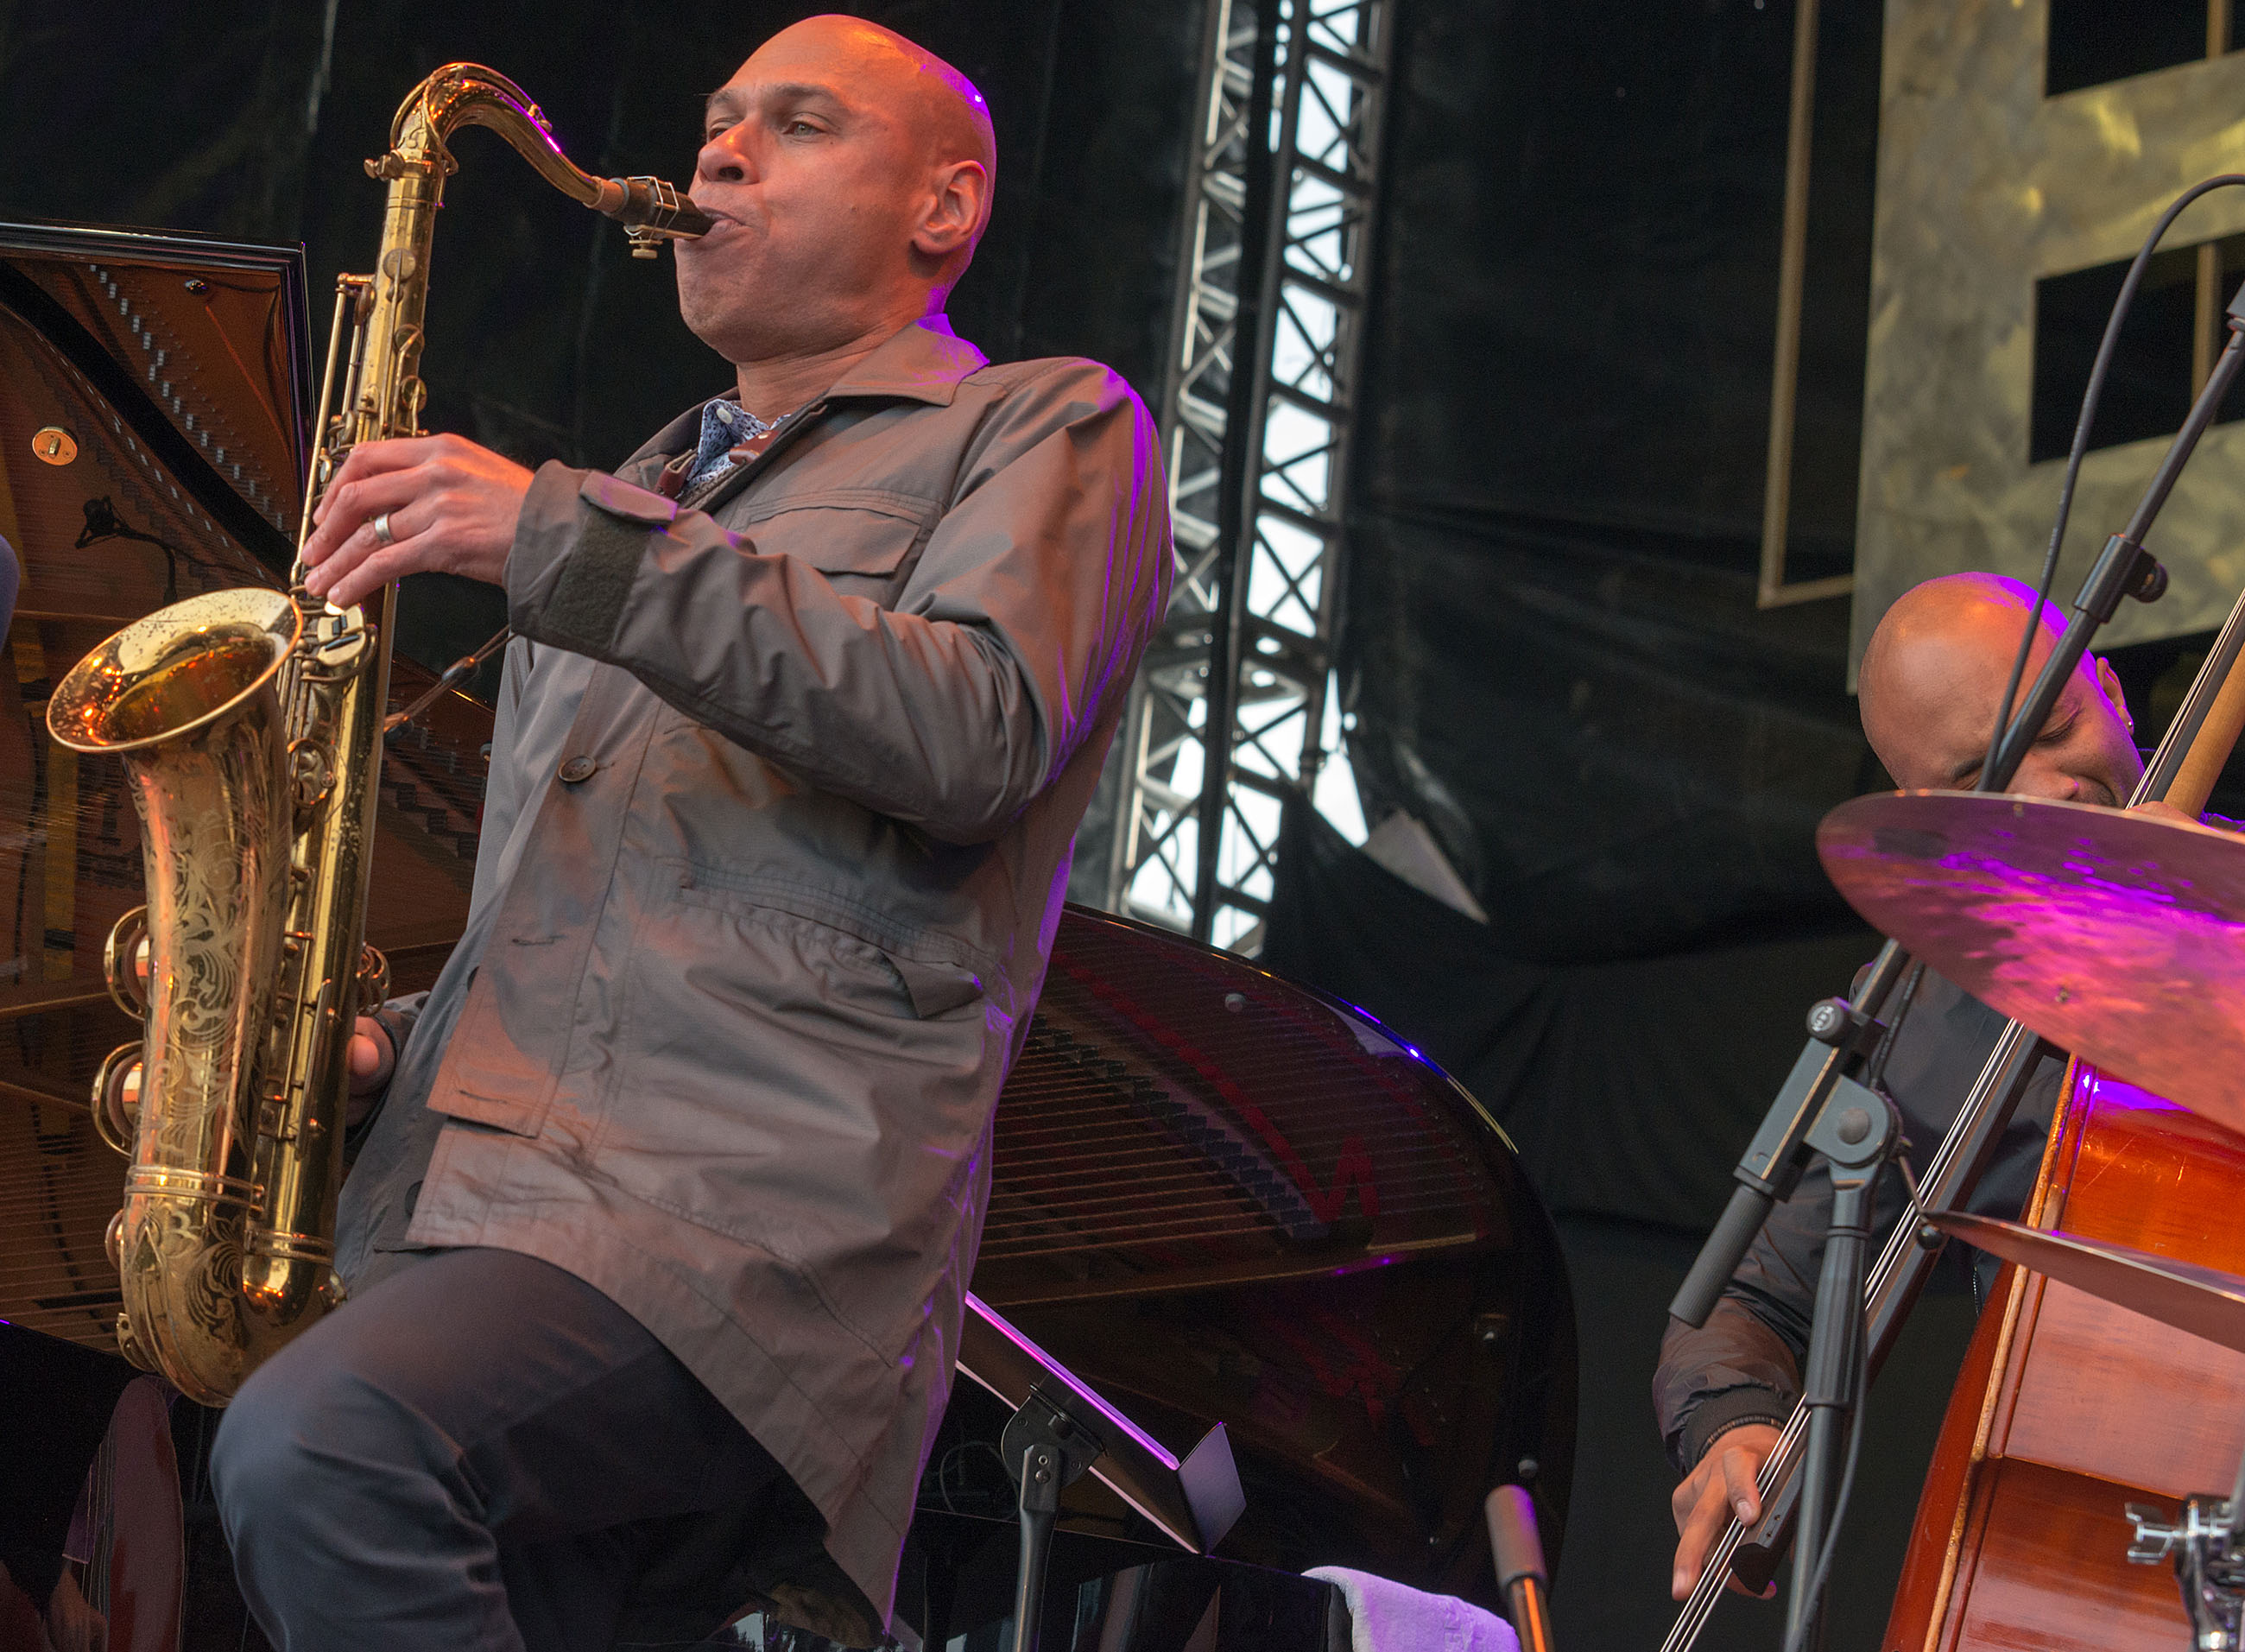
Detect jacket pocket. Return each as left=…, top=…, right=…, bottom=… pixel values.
left=672, top=860, right=990, bottom=1020
left=598, top=866, right=1004, bottom=1356
left=731, top=491, right=933, bottom=580
left=424, top=965, right=560, bottom=1136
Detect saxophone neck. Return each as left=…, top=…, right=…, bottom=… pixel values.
left=312, top=63, right=714, bottom=552
left=369, top=64, right=711, bottom=245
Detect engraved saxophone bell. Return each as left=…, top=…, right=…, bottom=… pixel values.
left=50, top=591, right=304, bottom=1401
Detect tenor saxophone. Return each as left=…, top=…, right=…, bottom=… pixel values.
left=47, top=65, right=708, bottom=1403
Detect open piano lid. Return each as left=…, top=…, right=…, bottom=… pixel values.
left=0, top=221, right=486, bottom=1350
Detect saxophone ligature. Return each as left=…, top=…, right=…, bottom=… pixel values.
left=47, top=65, right=708, bottom=1403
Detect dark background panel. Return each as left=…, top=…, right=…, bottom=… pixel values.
left=1360, top=0, right=1879, bottom=570
left=1343, top=0, right=1887, bottom=971
left=2045, top=0, right=2242, bottom=96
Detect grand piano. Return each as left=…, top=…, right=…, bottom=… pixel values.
left=0, top=221, right=1575, bottom=1652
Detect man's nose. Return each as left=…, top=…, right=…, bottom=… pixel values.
left=2011, top=760, right=2079, bottom=802
left=697, top=124, right=756, bottom=186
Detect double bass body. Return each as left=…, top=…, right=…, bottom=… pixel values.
left=1885, top=1060, right=2245, bottom=1649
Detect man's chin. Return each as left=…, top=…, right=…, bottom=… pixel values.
left=677, top=294, right=762, bottom=363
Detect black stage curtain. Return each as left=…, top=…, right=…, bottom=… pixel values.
left=1263, top=795, right=1880, bottom=1231
left=1338, top=0, right=1887, bottom=963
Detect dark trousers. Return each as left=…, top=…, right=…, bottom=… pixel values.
left=210, top=1247, right=783, bottom=1652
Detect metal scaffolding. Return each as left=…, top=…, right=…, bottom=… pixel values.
left=1101, top=0, right=1394, bottom=949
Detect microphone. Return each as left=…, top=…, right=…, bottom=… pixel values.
left=1485, top=1484, right=1555, bottom=1652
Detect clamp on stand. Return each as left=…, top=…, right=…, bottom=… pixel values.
left=2127, top=1447, right=2245, bottom=1651
left=1000, top=1383, right=1105, bottom=1652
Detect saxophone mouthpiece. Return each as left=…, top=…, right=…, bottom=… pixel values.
left=598, top=175, right=711, bottom=258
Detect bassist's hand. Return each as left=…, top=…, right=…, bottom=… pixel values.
left=1670, top=1422, right=1780, bottom=1601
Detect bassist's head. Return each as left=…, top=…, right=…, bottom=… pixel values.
left=1858, top=572, right=2141, bottom=806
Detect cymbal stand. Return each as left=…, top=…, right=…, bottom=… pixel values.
left=1782, top=1085, right=1898, bottom=1650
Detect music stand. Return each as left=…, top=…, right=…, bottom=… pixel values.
left=957, top=1293, right=1247, bottom=1652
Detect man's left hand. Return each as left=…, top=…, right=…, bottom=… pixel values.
left=301, top=434, right=533, bottom=610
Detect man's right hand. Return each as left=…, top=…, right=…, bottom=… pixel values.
left=1670, top=1421, right=1781, bottom=1602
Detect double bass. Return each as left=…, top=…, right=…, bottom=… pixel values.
left=1831, top=651, right=2245, bottom=1645
left=1881, top=1054, right=2245, bottom=1648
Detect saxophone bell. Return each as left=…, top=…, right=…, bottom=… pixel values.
left=50, top=590, right=303, bottom=1402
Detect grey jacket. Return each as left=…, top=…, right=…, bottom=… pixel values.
left=335, top=317, right=1172, bottom=1635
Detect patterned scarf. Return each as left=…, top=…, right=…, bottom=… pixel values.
left=683, top=397, right=781, bottom=490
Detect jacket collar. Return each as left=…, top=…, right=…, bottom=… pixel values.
left=623, top=317, right=985, bottom=489
left=820, top=313, right=987, bottom=407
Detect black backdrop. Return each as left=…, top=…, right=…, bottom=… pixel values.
left=4, top=3, right=2210, bottom=1649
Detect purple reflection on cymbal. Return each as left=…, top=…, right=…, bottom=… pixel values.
left=1818, top=791, right=2245, bottom=1137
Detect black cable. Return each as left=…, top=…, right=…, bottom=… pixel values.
left=1983, top=174, right=2245, bottom=785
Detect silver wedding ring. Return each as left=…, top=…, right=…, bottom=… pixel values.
left=372, top=511, right=395, bottom=547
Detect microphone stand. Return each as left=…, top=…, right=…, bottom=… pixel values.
left=1673, top=271, right=2245, bottom=1649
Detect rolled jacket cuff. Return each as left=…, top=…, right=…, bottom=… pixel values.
left=508, top=460, right=667, bottom=657
left=1679, top=1384, right=1790, bottom=1473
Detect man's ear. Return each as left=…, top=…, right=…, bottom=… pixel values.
left=2093, top=654, right=2133, bottom=731
left=914, top=159, right=989, bottom=263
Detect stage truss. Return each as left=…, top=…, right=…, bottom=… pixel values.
left=1100, top=0, right=1393, bottom=949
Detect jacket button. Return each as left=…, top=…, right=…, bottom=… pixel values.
left=557, top=756, right=597, bottom=784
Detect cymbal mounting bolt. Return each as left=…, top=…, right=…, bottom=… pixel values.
left=1837, top=1107, right=1872, bottom=1145
left=1806, top=999, right=1850, bottom=1043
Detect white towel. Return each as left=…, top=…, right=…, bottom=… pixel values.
left=1304, top=1566, right=1523, bottom=1652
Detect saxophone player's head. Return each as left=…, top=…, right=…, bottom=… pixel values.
left=678, top=16, right=995, bottom=370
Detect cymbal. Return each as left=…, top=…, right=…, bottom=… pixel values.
left=1818, top=791, right=2245, bottom=1134
left=1928, top=1211, right=2245, bottom=1356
